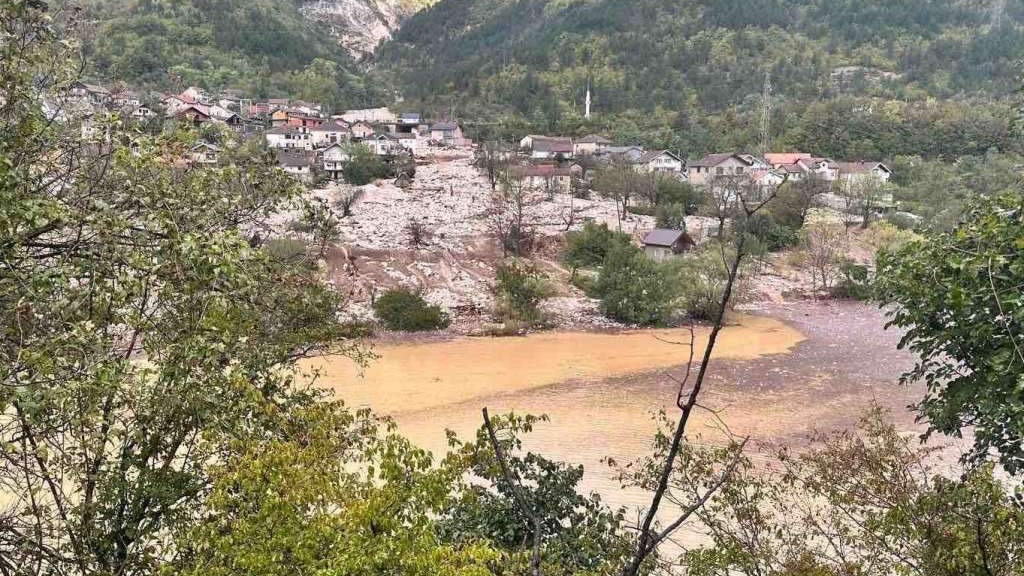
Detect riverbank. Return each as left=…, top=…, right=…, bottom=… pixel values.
left=311, top=300, right=927, bottom=513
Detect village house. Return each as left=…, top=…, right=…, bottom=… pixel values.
left=574, top=134, right=613, bottom=156
left=686, top=153, right=757, bottom=185
left=290, top=100, right=322, bottom=116
left=276, top=151, right=315, bottom=183
left=764, top=152, right=813, bottom=168
left=309, top=121, right=351, bottom=148
left=801, top=157, right=839, bottom=181
left=394, top=132, right=421, bottom=155
left=125, top=104, right=154, bottom=121
left=271, top=109, right=323, bottom=128
left=350, top=121, right=376, bottom=139
left=321, top=143, right=350, bottom=180
left=180, top=87, right=209, bottom=103
left=595, top=145, right=645, bottom=162
left=364, top=133, right=403, bottom=156
left=189, top=142, right=220, bottom=166
left=642, top=229, right=696, bottom=262
left=521, top=135, right=573, bottom=160
left=634, top=150, right=684, bottom=175
left=110, top=89, right=141, bottom=108
left=430, top=121, right=465, bottom=146
left=266, top=126, right=313, bottom=150
left=172, top=104, right=212, bottom=127
left=508, top=164, right=582, bottom=195
left=340, top=107, right=397, bottom=124
left=68, top=82, right=111, bottom=106
left=836, top=161, right=892, bottom=186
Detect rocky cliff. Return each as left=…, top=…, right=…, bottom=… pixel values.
left=299, top=0, right=433, bottom=57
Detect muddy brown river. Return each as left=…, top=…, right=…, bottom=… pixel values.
left=309, top=301, right=925, bottom=515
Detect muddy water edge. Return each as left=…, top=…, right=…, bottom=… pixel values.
left=308, top=301, right=923, bottom=516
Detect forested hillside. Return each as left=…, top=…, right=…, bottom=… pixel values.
left=377, top=0, right=1024, bottom=158
left=61, top=0, right=381, bottom=106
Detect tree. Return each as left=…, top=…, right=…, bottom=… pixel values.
left=800, top=221, right=848, bottom=294
left=593, top=243, right=678, bottom=326
left=699, top=175, right=749, bottom=240
left=342, top=144, right=391, bottom=185
left=334, top=186, right=364, bottom=217
left=840, top=176, right=888, bottom=230
left=875, top=190, right=1024, bottom=473
left=373, top=288, right=450, bottom=332
left=489, top=171, right=540, bottom=257
left=167, top=404, right=500, bottom=576
left=493, top=260, right=551, bottom=329
left=562, top=222, right=632, bottom=277
left=0, top=7, right=365, bottom=574
left=592, top=160, right=655, bottom=230
left=441, top=412, right=633, bottom=576
left=769, top=175, right=828, bottom=229
left=677, top=407, right=1024, bottom=576
left=475, top=140, right=510, bottom=190
left=290, top=196, right=341, bottom=260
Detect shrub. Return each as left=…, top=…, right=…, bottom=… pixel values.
left=593, top=243, right=678, bottom=326
left=664, top=243, right=732, bottom=321
left=655, top=202, right=688, bottom=230
left=373, top=289, right=450, bottom=332
left=563, top=221, right=632, bottom=272
left=494, top=260, right=551, bottom=328
left=739, top=213, right=798, bottom=251
left=656, top=178, right=702, bottom=214
left=626, top=205, right=656, bottom=216
left=343, top=144, right=392, bottom=185
left=832, top=259, right=872, bottom=300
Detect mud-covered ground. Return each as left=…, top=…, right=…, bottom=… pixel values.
left=315, top=300, right=948, bottom=513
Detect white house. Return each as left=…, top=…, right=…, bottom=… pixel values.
left=430, top=121, right=465, bottom=146
left=310, top=122, right=351, bottom=148
left=573, top=134, right=613, bottom=156
left=276, top=152, right=315, bottom=183
left=321, top=144, right=350, bottom=180
left=686, top=153, right=757, bottom=185
left=128, top=104, right=154, bottom=120
left=634, top=150, right=684, bottom=175
left=522, top=136, right=573, bottom=160
left=350, top=121, right=375, bottom=139
left=339, top=107, right=396, bottom=124
left=837, top=161, right=892, bottom=186
left=266, top=126, right=312, bottom=150
left=364, top=133, right=401, bottom=156
left=189, top=142, right=220, bottom=166
left=394, top=133, right=421, bottom=156
left=642, top=229, right=695, bottom=262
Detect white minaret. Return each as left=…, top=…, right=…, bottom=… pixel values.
left=584, top=81, right=592, bottom=120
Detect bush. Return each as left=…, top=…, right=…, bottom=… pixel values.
left=343, top=144, right=392, bottom=185
left=494, top=260, right=551, bottom=328
left=563, top=221, right=632, bottom=272
left=832, top=259, right=872, bottom=300
left=593, top=243, right=678, bottom=326
left=656, top=178, right=702, bottom=214
left=626, top=205, right=656, bottom=216
left=373, top=288, right=450, bottom=332
left=664, top=243, right=732, bottom=321
left=655, top=202, right=688, bottom=230
left=739, top=213, right=799, bottom=251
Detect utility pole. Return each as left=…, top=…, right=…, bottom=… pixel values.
left=759, top=72, right=772, bottom=154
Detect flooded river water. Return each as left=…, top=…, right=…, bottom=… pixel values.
left=308, top=302, right=923, bottom=514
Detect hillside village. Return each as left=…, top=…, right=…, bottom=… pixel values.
left=58, top=80, right=901, bottom=332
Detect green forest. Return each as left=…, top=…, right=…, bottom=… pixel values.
left=60, top=0, right=382, bottom=108
left=376, top=0, right=1024, bottom=158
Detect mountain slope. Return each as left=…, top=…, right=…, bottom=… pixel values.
left=375, top=0, right=1024, bottom=157
left=64, top=0, right=378, bottom=105
left=299, top=0, right=436, bottom=57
